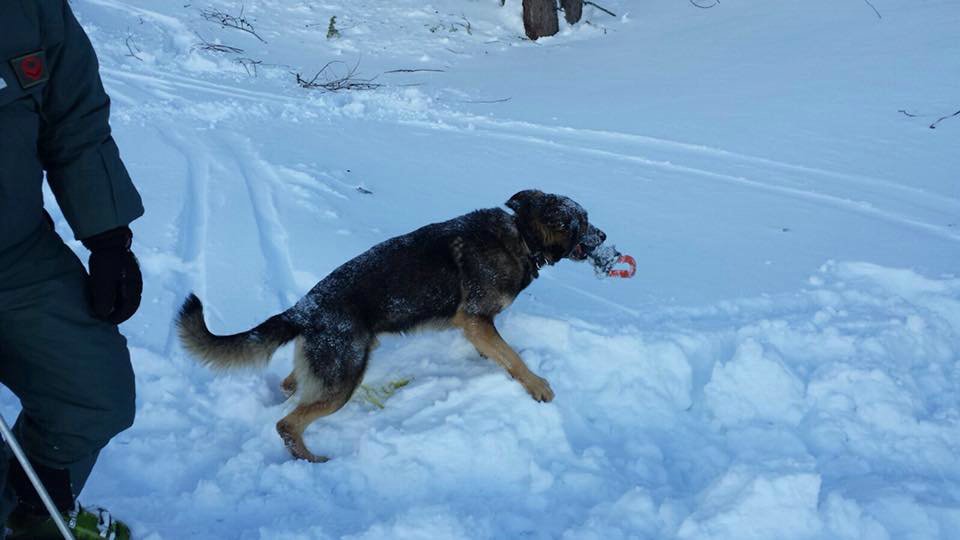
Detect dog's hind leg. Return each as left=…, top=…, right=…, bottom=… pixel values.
left=276, top=331, right=371, bottom=462
left=277, top=395, right=351, bottom=462
left=453, top=311, right=554, bottom=403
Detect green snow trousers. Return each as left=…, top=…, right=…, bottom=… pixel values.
left=0, top=224, right=136, bottom=521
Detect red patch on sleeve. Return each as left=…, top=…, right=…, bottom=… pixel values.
left=9, top=50, right=48, bottom=89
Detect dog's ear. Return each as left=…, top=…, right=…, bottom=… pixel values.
left=506, top=189, right=543, bottom=214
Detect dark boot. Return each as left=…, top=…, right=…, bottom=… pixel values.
left=6, top=501, right=131, bottom=540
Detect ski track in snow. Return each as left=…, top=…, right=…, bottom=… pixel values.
left=455, top=116, right=955, bottom=208
left=222, top=133, right=302, bottom=307
left=102, top=67, right=300, bottom=108
left=402, top=119, right=960, bottom=243
left=541, top=273, right=644, bottom=318
left=101, top=65, right=960, bottom=245
left=155, top=127, right=210, bottom=356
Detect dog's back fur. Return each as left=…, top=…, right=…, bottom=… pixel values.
left=177, top=208, right=534, bottom=369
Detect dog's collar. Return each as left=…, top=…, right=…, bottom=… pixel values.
left=527, top=248, right=546, bottom=278
left=514, top=217, right=546, bottom=278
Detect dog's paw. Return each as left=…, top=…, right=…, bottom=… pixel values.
left=523, top=375, right=555, bottom=403
left=277, top=421, right=330, bottom=463
left=295, top=450, right=330, bottom=464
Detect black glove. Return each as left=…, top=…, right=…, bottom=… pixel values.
left=81, top=226, right=143, bottom=324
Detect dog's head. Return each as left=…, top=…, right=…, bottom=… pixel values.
left=506, top=189, right=606, bottom=265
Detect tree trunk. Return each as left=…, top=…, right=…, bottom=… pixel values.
left=560, top=0, right=583, bottom=24
left=522, top=0, right=559, bottom=40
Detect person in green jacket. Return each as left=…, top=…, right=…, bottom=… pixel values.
left=1, top=1, right=143, bottom=537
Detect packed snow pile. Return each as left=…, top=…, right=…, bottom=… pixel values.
left=3, top=0, right=958, bottom=538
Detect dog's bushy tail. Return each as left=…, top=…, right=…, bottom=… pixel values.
left=176, top=294, right=300, bottom=369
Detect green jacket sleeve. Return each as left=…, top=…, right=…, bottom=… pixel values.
left=39, top=0, right=144, bottom=240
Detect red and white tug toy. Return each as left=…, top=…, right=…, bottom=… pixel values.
left=587, top=244, right=636, bottom=279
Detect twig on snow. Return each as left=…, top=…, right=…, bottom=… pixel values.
left=201, top=5, right=267, bottom=43
left=236, top=57, right=262, bottom=76
left=930, top=109, right=960, bottom=129
left=124, top=30, right=144, bottom=61
left=457, top=15, right=473, bottom=35
left=294, top=60, right=381, bottom=92
left=194, top=32, right=245, bottom=54
left=585, top=1, right=618, bottom=17
left=383, top=68, right=446, bottom=74
left=456, top=97, right=512, bottom=104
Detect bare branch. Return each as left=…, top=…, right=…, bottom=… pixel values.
left=124, top=30, right=143, bottom=61
left=201, top=5, right=266, bottom=43
left=236, top=57, right=262, bottom=76
left=930, top=109, right=960, bottom=129
left=456, top=97, right=512, bottom=104
left=584, top=1, right=618, bottom=17
left=194, top=32, right=245, bottom=54
left=457, top=15, right=473, bottom=35
left=862, top=0, right=882, bottom=19
left=383, top=68, right=446, bottom=74
left=294, top=60, right=382, bottom=92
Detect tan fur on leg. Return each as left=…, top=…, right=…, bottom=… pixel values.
left=452, top=311, right=554, bottom=402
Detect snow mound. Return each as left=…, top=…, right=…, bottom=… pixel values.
left=25, top=261, right=946, bottom=539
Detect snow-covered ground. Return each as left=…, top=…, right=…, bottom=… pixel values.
left=3, top=0, right=959, bottom=538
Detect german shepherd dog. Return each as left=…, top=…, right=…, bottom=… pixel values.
left=176, top=190, right=606, bottom=462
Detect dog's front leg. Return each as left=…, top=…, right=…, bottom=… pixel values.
left=453, top=312, right=554, bottom=402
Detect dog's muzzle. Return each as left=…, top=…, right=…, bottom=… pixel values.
left=570, top=225, right=606, bottom=261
